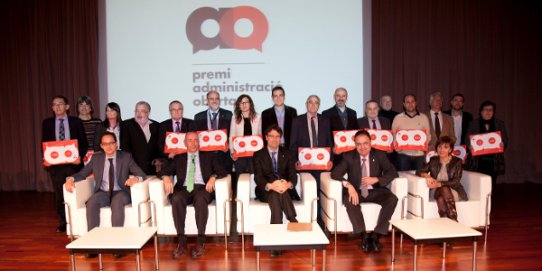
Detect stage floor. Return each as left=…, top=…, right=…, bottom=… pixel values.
left=1, top=183, right=541, bottom=270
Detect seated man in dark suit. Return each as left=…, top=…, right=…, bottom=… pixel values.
left=65, top=131, right=147, bottom=258
left=358, top=100, right=391, bottom=130
left=253, top=124, right=299, bottom=257
left=331, top=130, right=398, bottom=253
left=120, top=101, right=160, bottom=175
left=157, top=100, right=193, bottom=170
left=159, top=132, right=227, bottom=259
left=42, top=95, right=88, bottom=233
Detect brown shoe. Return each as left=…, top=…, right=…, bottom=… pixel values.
left=172, top=243, right=187, bottom=259
left=191, top=245, right=206, bottom=259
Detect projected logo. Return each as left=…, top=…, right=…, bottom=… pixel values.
left=186, top=6, right=269, bottom=53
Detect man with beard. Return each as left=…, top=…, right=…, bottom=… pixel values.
left=443, top=93, right=473, bottom=145
left=120, top=101, right=160, bottom=175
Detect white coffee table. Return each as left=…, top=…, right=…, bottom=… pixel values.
left=390, top=218, right=482, bottom=271
left=66, top=227, right=159, bottom=271
left=253, top=222, right=329, bottom=271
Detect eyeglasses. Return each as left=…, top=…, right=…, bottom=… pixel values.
left=52, top=103, right=66, bottom=107
left=101, top=142, right=117, bottom=147
left=240, top=101, right=251, bottom=105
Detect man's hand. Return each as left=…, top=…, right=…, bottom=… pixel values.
left=268, top=179, right=287, bottom=194
left=361, top=176, right=378, bottom=186
left=333, top=147, right=343, bottom=155
left=124, top=177, right=139, bottom=187
left=168, top=152, right=177, bottom=159
left=206, top=176, right=216, bottom=193
left=163, top=176, right=174, bottom=195
left=346, top=183, right=359, bottom=205
left=64, top=177, right=75, bottom=193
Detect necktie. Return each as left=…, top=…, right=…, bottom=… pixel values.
left=108, top=158, right=115, bottom=199
left=271, top=151, right=279, bottom=179
left=435, top=112, right=441, bottom=138
left=372, top=119, right=377, bottom=129
left=360, top=158, right=369, bottom=198
left=175, top=121, right=181, bottom=132
left=187, top=155, right=195, bottom=192
left=311, top=116, right=318, bottom=147
left=59, top=118, right=65, bottom=140
left=211, top=112, right=218, bottom=130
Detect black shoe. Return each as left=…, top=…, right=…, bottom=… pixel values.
left=360, top=236, right=373, bottom=253
left=112, top=253, right=125, bottom=259
left=85, top=254, right=98, bottom=259
left=191, top=244, right=206, bottom=259
left=172, top=243, right=187, bottom=259
left=56, top=224, right=66, bottom=233
left=270, top=250, right=281, bottom=257
left=372, top=238, right=382, bottom=253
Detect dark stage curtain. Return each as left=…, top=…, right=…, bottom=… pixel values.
left=0, top=0, right=99, bottom=191
left=372, top=0, right=542, bottom=183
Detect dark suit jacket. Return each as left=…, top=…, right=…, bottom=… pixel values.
left=331, top=149, right=398, bottom=195
left=357, top=116, right=391, bottom=130
left=253, top=147, right=300, bottom=201
left=120, top=118, right=160, bottom=175
left=322, top=105, right=359, bottom=134
left=193, top=108, right=233, bottom=134
left=261, top=105, right=297, bottom=148
left=289, top=113, right=332, bottom=161
left=443, top=110, right=473, bottom=145
left=157, top=118, right=194, bottom=158
left=158, top=151, right=228, bottom=191
left=41, top=116, right=88, bottom=165
left=71, top=151, right=147, bottom=193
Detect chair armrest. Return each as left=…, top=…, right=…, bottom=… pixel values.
left=130, top=178, right=150, bottom=205
left=461, top=170, right=491, bottom=201
left=236, top=173, right=251, bottom=215
left=215, top=174, right=232, bottom=234
left=320, top=172, right=343, bottom=207
left=399, top=171, right=428, bottom=196
left=63, top=177, right=95, bottom=209
left=389, top=177, right=408, bottom=201
left=148, top=178, right=168, bottom=208
left=300, top=172, right=317, bottom=220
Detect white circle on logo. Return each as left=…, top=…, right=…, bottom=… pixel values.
left=201, top=19, right=220, bottom=38
left=234, top=18, right=254, bottom=38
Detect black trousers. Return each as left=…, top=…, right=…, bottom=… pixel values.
left=257, top=190, right=298, bottom=224
left=170, top=184, right=212, bottom=237
left=48, top=164, right=82, bottom=226
left=343, top=187, right=398, bottom=236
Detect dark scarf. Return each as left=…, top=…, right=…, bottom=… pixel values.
left=479, top=118, right=496, bottom=133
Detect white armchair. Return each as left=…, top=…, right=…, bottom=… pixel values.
left=399, top=170, right=492, bottom=237
left=235, top=173, right=318, bottom=237
left=320, top=172, right=408, bottom=243
left=62, top=177, right=152, bottom=239
left=148, top=175, right=231, bottom=236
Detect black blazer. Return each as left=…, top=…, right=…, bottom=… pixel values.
left=331, top=149, right=398, bottom=195
left=322, top=105, right=359, bottom=134
left=289, top=113, right=332, bottom=161
left=157, top=118, right=194, bottom=158
left=158, top=151, right=228, bottom=191
left=71, top=150, right=147, bottom=193
left=41, top=116, right=88, bottom=163
left=193, top=108, right=233, bottom=134
left=443, top=110, right=473, bottom=145
left=253, top=146, right=300, bottom=201
left=261, top=105, right=297, bottom=148
left=120, top=118, right=160, bottom=175
left=357, top=116, right=391, bottom=130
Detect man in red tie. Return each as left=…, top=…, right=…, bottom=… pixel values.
left=331, top=130, right=398, bottom=253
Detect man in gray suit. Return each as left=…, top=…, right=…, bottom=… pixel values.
left=427, top=92, right=456, bottom=150
left=65, top=132, right=147, bottom=233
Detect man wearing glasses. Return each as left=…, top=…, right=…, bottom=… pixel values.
left=65, top=132, right=147, bottom=258
left=157, top=101, right=194, bottom=170
left=42, top=95, right=88, bottom=233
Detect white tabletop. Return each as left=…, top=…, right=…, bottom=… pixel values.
left=253, top=223, right=329, bottom=247
left=66, top=227, right=157, bottom=250
left=390, top=218, right=481, bottom=240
